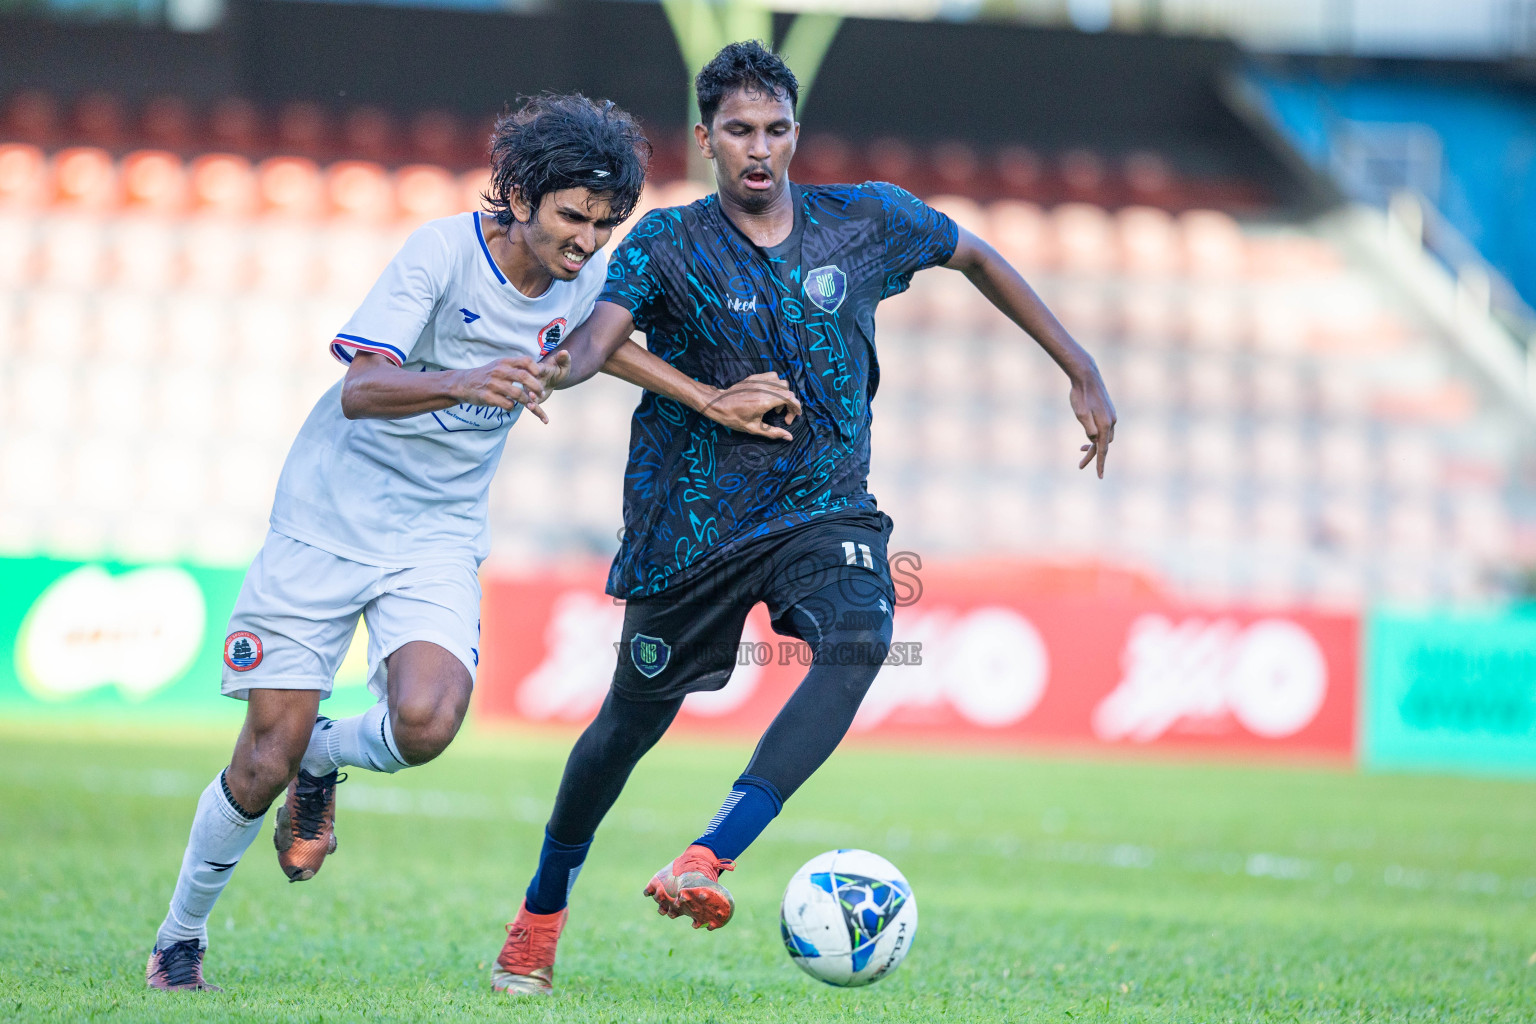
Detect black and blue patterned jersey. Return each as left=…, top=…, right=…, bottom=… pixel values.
left=600, top=181, right=958, bottom=599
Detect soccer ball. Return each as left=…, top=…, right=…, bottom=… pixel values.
left=779, top=849, right=917, bottom=987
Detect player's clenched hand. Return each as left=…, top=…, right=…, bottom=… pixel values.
left=1069, top=364, right=1117, bottom=478
left=534, top=350, right=572, bottom=392
left=454, top=356, right=551, bottom=423
left=702, top=372, right=803, bottom=441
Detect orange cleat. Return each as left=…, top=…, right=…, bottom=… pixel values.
left=643, top=844, right=736, bottom=930
left=491, top=900, right=567, bottom=995
left=146, top=939, right=222, bottom=991
left=273, top=769, right=344, bottom=882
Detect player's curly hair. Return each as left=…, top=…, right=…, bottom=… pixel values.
left=482, top=94, right=651, bottom=226
left=695, top=40, right=799, bottom=127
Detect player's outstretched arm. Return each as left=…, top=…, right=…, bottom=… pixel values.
left=340, top=351, right=555, bottom=423
left=945, top=227, right=1118, bottom=477
left=541, top=301, right=803, bottom=440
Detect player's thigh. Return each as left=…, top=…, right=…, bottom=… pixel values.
left=222, top=531, right=377, bottom=702
left=764, top=517, right=896, bottom=644
left=363, top=559, right=481, bottom=715
left=612, top=574, right=756, bottom=701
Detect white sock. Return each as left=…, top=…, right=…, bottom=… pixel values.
left=300, top=700, right=410, bottom=776
left=156, top=770, right=265, bottom=950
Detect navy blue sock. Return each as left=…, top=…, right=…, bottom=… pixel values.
left=524, top=829, right=592, bottom=915
left=692, top=774, right=784, bottom=861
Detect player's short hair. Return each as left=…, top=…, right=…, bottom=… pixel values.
left=695, top=40, right=799, bottom=127
left=483, top=94, right=650, bottom=226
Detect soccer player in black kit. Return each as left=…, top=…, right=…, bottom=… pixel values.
left=488, top=42, right=1117, bottom=994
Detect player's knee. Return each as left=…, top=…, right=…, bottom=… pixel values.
left=390, top=699, right=462, bottom=763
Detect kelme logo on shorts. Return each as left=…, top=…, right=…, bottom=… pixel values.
left=224, top=631, right=263, bottom=672
left=804, top=264, right=847, bottom=314
left=629, top=633, right=670, bottom=679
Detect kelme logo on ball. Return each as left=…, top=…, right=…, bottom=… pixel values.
left=224, top=631, right=263, bottom=672
left=804, top=265, right=847, bottom=314
left=629, top=633, right=670, bottom=678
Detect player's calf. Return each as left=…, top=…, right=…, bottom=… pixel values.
left=644, top=844, right=736, bottom=930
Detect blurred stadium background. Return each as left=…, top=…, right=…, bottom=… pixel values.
left=4, top=1, right=1536, bottom=1019
left=3, top=0, right=1534, bottom=771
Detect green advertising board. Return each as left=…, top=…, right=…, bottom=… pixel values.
left=1365, top=608, right=1536, bottom=775
left=0, top=557, right=377, bottom=722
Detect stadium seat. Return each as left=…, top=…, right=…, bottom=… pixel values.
left=1185, top=357, right=1237, bottom=412
left=4, top=90, right=60, bottom=146
left=189, top=153, right=259, bottom=217
left=258, top=156, right=325, bottom=219
left=460, top=169, right=492, bottom=216
left=51, top=147, right=118, bottom=210
left=1118, top=283, right=1177, bottom=344
left=1180, top=210, right=1246, bottom=278
left=396, top=164, right=459, bottom=223
left=983, top=410, right=1039, bottom=470
left=277, top=101, right=330, bottom=159
left=1118, top=486, right=1170, bottom=545
left=408, top=109, right=464, bottom=166
left=182, top=216, right=252, bottom=290
left=1117, top=351, right=1173, bottom=409
left=1057, top=149, right=1110, bottom=203
left=1049, top=484, right=1103, bottom=549
left=113, top=218, right=182, bottom=290
left=985, top=200, right=1048, bottom=270
left=0, top=143, right=48, bottom=208
left=141, top=95, right=195, bottom=151
left=980, top=482, right=1034, bottom=551
left=250, top=221, right=318, bottom=294
left=1317, top=427, right=1371, bottom=486
left=1052, top=202, right=1115, bottom=274
left=1185, top=488, right=1239, bottom=545
left=1252, top=493, right=1307, bottom=547
left=21, top=289, right=90, bottom=360
left=71, top=92, right=129, bottom=149
left=866, top=137, right=923, bottom=193
left=927, top=194, right=986, bottom=236
left=1184, top=422, right=1239, bottom=479
left=994, top=145, right=1043, bottom=197
left=1123, top=151, right=1175, bottom=203
left=328, top=160, right=394, bottom=222
left=1117, top=206, right=1180, bottom=275
left=1249, top=357, right=1304, bottom=416
left=121, top=150, right=188, bottom=213
left=208, top=97, right=266, bottom=154
left=0, top=212, right=35, bottom=287
left=931, top=141, right=981, bottom=194
left=94, top=292, right=159, bottom=361
left=343, top=107, right=396, bottom=162
left=1251, top=423, right=1306, bottom=483
left=796, top=132, right=855, bottom=183
left=1185, top=288, right=1243, bottom=350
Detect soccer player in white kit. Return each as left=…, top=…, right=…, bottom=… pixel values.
left=145, top=95, right=802, bottom=992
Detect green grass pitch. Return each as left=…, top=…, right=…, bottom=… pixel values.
left=2, top=718, right=1533, bottom=1022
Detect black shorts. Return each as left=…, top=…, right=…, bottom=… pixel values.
left=612, top=510, right=895, bottom=701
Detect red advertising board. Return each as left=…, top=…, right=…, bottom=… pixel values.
left=476, top=563, right=1358, bottom=760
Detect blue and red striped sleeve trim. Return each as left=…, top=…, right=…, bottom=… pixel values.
left=330, top=333, right=406, bottom=366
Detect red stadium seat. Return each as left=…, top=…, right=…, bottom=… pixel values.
left=141, top=95, right=195, bottom=151
left=866, top=137, right=922, bottom=192
left=51, top=147, right=119, bottom=209
left=343, top=107, right=396, bottom=162
left=1058, top=149, right=1109, bottom=203
left=994, top=145, right=1043, bottom=198
left=277, top=101, right=330, bottom=158
left=796, top=133, right=854, bottom=184
left=395, top=164, right=459, bottom=223
left=409, top=110, right=463, bottom=165
left=121, top=150, right=189, bottom=213
left=1123, top=151, right=1174, bottom=203
left=931, top=140, right=980, bottom=194
left=926, top=194, right=985, bottom=236
left=189, top=153, right=258, bottom=216
left=4, top=90, right=60, bottom=146
left=72, top=92, right=129, bottom=148
left=327, top=160, right=394, bottom=222
left=258, top=156, right=325, bottom=218
left=208, top=97, right=266, bottom=153
left=0, top=143, right=48, bottom=208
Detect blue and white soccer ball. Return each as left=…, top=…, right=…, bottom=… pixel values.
left=779, top=849, right=918, bottom=987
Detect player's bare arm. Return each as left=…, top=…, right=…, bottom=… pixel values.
left=340, top=350, right=560, bottom=424
left=945, top=227, right=1118, bottom=477
left=541, top=300, right=803, bottom=440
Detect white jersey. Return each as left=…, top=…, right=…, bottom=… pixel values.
left=269, top=212, right=609, bottom=566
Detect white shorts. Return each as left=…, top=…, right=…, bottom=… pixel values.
left=220, top=531, right=482, bottom=702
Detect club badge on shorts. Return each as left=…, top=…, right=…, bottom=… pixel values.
left=804, top=264, right=847, bottom=314
left=224, top=631, right=263, bottom=672
left=629, top=633, right=670, bottom=678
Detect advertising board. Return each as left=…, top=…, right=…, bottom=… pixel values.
left=476, top=563, right=1359, bottom=759
left=1364, top=608, right=1536, bottom=775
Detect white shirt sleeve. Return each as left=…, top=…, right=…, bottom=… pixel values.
left=330, top=222, right=454, bottom=367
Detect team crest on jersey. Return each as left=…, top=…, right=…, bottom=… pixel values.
left=224, top=631, right=263, bottom=672
left=538, top=317, right=567, bottom=355
left=629, top=633, right=670, bottom=678
left=804, top=265, right=847, bottom=314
